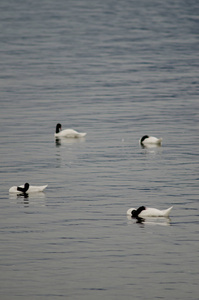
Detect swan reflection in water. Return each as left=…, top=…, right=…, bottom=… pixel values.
left=9, top=192, right=46, bottom=208
left=55, top=137, right=86, bottom=147
left=127, top=215, right=171, bottom=226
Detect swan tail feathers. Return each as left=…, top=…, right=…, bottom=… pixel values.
left=40, top=185, right=48, bottom=191
left=79, top=132, right=87, bottom=137
left=163, top=206, right=173, bottom=217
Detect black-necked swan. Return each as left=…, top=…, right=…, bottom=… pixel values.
left=9, top=183, right=48, bottom=193
left=54, top=123, right=87, bottom=138
left=127, top=206, right=173, bottom=218
left=140, top=135, right=162, bottom=146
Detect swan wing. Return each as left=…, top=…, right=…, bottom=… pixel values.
left=28, top=185, right=48, bottom=192
left=138, top=208, right=161, bottom=217
left=139, top=207, right=173, bottom=217
left=144, top=137, right=162, bottom=144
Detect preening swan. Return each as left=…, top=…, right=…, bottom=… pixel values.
left=140, top=135, right=162, bottom=145
left=127, top=206, right=173, bottom=218
left=9, top=183, right=48, bottom=194
left=54, top=123, right=87, bottom=138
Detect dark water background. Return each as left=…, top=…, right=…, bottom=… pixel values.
left=0, top=0, right=199, bottom=299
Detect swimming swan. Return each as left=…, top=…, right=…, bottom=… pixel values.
left=140, top=135, right=162, bottom=145
left=54, top=123, right=87, bottom=138
left=9, top=183, right=48, bottom=194
left=127, top=206, right=173, bottom=218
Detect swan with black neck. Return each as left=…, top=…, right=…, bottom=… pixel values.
left=127, top=206, right=173, bottom=218
left=9, top=183, right=48, bottom=194
left=54, top=123, right=87, bottom=138
left=140, top=135, right=162, bottom=146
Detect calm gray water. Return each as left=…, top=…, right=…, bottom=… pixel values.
left=0, top=0, right=199, bottom=299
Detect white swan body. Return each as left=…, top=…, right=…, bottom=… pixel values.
left=140, top=135, right=162, bottom=145
left=9, top=184, right=48, bottom=193
left=55, top=129, right=86, bottom=138
left=127, top=206, right=173, bottom=217
left=55, top=123, right=86, bottom=138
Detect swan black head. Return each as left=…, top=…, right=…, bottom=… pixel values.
left=17, top=183, right=30, bottom=193
left=131, top=206, right=146, bottom=218
left=56, top=123, right=62, bottom=133
left=140, top=135, right=149, bottom=144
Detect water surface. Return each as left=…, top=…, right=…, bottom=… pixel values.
left=0, top=0, right=199, bottom=299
